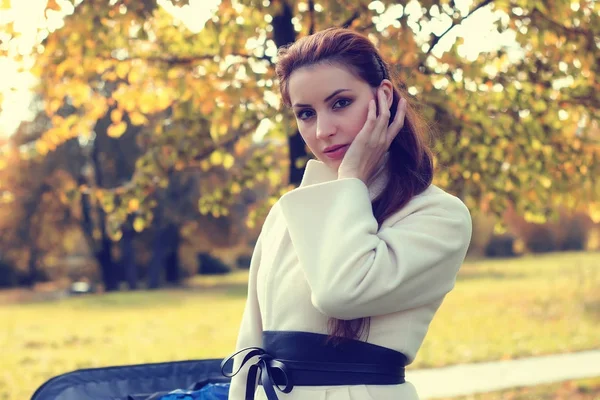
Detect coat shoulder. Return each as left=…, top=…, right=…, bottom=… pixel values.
left=383, top=184, right=472, bottom=226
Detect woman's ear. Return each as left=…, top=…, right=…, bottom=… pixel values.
left=379, top=79, right=394, bottom=110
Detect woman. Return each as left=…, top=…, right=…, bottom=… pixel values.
left=221, top=27, right=472, bottom=400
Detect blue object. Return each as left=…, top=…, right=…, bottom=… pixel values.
left=31, top=358, right=229, bottom=400
left=159, top=383, right=230, bottom=400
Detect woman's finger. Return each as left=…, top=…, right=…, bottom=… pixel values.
left=388, top=98, right=407, bottom=143
left=374, top=89, right=390, bottom=144
left=358, top=99, right=377, bottom=144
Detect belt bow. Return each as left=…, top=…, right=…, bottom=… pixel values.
left=221, top=347, right=293, bottom=400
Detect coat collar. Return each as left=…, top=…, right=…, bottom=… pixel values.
left=299, top=153, right=389, bottom=201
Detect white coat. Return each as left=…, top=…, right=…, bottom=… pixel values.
left=227, top=159, right=472, bottom=399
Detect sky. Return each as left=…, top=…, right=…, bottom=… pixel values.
left=0, top=0, right=519, bottom=138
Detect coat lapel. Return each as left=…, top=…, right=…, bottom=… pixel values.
left=299, top=154, right=389, bottom=202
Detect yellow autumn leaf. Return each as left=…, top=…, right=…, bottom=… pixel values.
left=200, top=160, right=211, bottom=171
left=200, top=101, right=214, bottom=115
left=268, top=170, right=280, bottom=186
left=589, top=203, right=600, bottom=223
left=103, top=70, right=117, bottom=81
left=119, top=94, right=137, bottom=113
left=51, top=116, right=65, bottom=128
left=128, top=68, right=142, bottom=84
left=199, top=202, right=210, bottom=214
left=129, top=111, right=148, bottom=126
left=155, top=89, right=172, bottom=111
left=116, top=63, right=129, bottom=79
left=167, top=68, right=179, bottom=79
left=56, top=60, right=70, bottom=77
left=94, top=60, right=107, bottom=74
left=139, top=92, right=155, bottom=114
left=47, top=98, right=62, bottom=114
left=540, top=176, right=552, bottom=188
left=210, top=121, right=229, bottom=141
left=102, top=197, right=115, bottom=213
left=230, top=182, right=242, bottom=194
left=133, top=217, right=145, bottom=232
left=128, top=198, right=140, bottom=212
left=210, top=151, right=223, bottom=165
left=65, top=114, right=78, bottom=126
left=235, top=140, right=251, bottom=157
left=36, top=141, right=49, bottom=155
left=223, top=153, right=235, bottom=169
left=111, top=108, right=123, bottom=123
left=181, top=89, right=193, bottom=101
left=107, top=121, right=127, bottom=138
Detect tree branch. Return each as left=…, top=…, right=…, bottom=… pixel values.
left=100, top=52, right=274, bottom=67
left=189, top=120, right=263, bottom=164
left=424, top=0, right=495, bottom=59
left=340, top=11, right=360, bottom=29
left=308, top=0, right=316, bottom=35
left=528, top=7, right=595, bottom=49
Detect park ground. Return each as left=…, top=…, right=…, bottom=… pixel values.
left=1, top=251, right=599, bottom=399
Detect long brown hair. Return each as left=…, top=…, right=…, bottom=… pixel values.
left=275, top=27, right=434, bottom=344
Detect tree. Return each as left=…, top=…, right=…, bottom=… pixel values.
left=0, top=115, right=79, bottom=286
left=0, top=0, right=598, bottom=246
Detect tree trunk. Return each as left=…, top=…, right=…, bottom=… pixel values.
left=92, top=113, right=121, bottom=291
left=148, top=222, right=180, bottom=289
left=80, top=176, right=119, bottom=292
left=121, top=219, right=137, bottom=290
left=147, top=234, right=165, bottom=290
left=147, top=204, right=165, bottom=289
left=24, top=247, right=39, bottom=288
left=272, top=0, right=308, bottom=186
left=97, top=235, right=119, bottom=292
left=164, top=226, right=180, bottom=285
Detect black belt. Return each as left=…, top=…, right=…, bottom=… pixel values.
left=221, top=331, right=407, bottom=400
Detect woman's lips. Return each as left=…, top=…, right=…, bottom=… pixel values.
left=323, top=144, right=349, bottom=160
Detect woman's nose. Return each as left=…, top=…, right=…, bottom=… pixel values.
left=316, top=116, right=337, bottom=139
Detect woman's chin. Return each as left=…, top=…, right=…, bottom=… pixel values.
left=320, top=158, right=341, bottom=171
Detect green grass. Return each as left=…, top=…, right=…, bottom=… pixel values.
left=418, top=251, right=600, bottom=368
left=1, top=251, right=599, bottom=400
left=438, top=377, right=600, bottom=400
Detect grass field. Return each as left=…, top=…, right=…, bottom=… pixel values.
left=436, top=377, right=600, bottom=400
left=1, top=251, right=599, bottom=400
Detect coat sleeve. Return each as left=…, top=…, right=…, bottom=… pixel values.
left=227, top=234, right=263, bottom=400
left=277, top=178, right=472, bottom=320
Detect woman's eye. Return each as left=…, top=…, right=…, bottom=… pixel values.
left=333, top=99, right=352, bottom=109
left=297, top=110, right=314, bottom=120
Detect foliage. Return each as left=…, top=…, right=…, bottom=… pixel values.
left=0, top=0, right=598, bottom=243
left=0, top=115, right=80, bottom=285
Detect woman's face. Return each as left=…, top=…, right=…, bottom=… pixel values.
left=288, top=63, right=392, bottom=171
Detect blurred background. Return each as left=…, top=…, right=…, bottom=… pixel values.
left=0, top=0, right=598, bottom=399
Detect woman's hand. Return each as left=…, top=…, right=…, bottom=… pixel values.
left=337, top=88, right=407, bottom=183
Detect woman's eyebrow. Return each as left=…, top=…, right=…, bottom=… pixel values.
left=292, top=88, right=352, bottom=108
